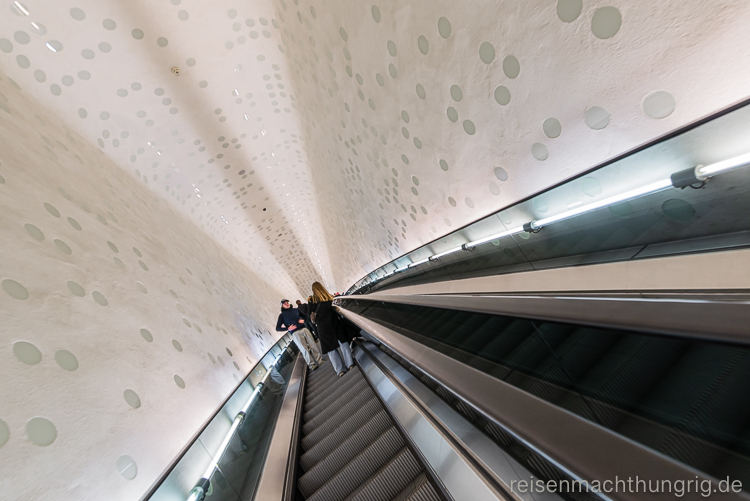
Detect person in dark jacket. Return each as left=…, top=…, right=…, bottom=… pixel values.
left=276, top=299, right=322, bottom=370
left=296, top=299, right=318, bottom=341
left=310, top=282, right=354, bottom=377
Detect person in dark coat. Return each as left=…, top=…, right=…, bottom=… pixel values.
left=296, top=299, right=318, bottom=341
left=276, top=299, right=322, bottom=370
left=310, top=282, right=354, bottom=377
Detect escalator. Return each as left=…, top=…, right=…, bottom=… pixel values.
left=296, top=362, right=442, bottom=501
left=150, top=294, right=750, bottom=501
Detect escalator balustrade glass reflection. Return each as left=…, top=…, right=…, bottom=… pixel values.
left=339, top=299, right=750, bottom=491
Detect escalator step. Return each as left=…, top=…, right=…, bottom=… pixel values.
left=304, top=427, right=405, bottom=501
left=300, top=408, right=391, bottom=472
left=303, top=378, right=371, bottom=433
left=346, top=447, right=423, bottom=501
left=390, top=473, right=440, bottom=501
left=298, top=415, right=394, bottom=495
left=301, top=392, right=379, bottom=451
left=301, top=395, right=381, bottom=452
left=305, top=371, right=364, bottom=416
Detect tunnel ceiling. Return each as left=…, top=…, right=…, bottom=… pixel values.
left=2, top=0, right=750, bottom=295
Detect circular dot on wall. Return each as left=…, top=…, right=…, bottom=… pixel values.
left=116, top=455, right=138, bottom=480
left=26, top=417, right=57, bottom=446
left=494, top=86, right=510, bottom=106
left=55, top=350, right=78, bottom=371
left=123, top=389, right=141, bottom=408
left=591, top=7, right=622, bottom=39
left=437, top=17, right=451, bottom=38
left=3, top=279, right=29, bottom=300
left=557, top=0, right=583, bottom=22
left=479, top=42, right=495, bottom=64
left=0, top=419, right=9, bottom=448
left=585, top=106, right=610, bottom=130
left=13, top=341, right=41, bottom=365
left=532, top=143, right=549, bottom=161
left=642, top=91, right=675, bottom=119
left=503, top=56, right=520, bottom=79
left=542, top=118, right=562, bottom=138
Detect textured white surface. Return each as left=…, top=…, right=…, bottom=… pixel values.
left=0, top=73, right=285, bottom=499
left=2, top=0, right=750, bottom=498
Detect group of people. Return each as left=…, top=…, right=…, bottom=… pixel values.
left=275, top=282, right=355, bottom=378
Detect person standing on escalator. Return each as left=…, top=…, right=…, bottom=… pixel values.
left=276, top=299, right=323, bottom=370
left=310, top=282, right=354, bottom=378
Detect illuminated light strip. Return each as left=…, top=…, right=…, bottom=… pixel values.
left=364, top=152, right=750, bottom=283
left=697, top=151, right=750, bottom=178
left=530, top=178, right=673, bottom=230
left=429, top=245, right=464, bottom=260
left=464, top=226, right=525, bottom=250
left=407, top=257, right=430, bottom=268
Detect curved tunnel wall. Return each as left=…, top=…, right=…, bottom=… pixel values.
left=0, top=73, right=285, bottom=500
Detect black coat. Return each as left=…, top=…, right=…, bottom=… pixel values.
left=313, top=301, right=353, bottom=353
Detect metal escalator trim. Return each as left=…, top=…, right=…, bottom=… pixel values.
left=342, top=310, right=750, bottom=501
left=342, top=294, right=750, bottom=344
left=242, top=354, right=306, bottom=501
left=298, top=411, right=393, bottom=495
left=355, top=341, right=524, bottom=501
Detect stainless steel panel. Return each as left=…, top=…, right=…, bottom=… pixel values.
left=355, top=345, right=512, bottom=501
left=247, top=355, right=306, bottom=501
left=348, top=293, right=750, bottom=344
left=341, top=309, right=750, bottom=501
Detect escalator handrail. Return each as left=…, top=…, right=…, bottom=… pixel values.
left=338, top=293, right=750, bottom=345
left=338, top=307, right=749, bottom=501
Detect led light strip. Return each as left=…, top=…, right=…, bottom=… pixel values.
left=367, top=153, right=750, bottom=278
left=186, top=350, right=285, bottom=501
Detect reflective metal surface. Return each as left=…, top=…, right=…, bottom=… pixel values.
left=247, top=355, right=306, bottom=501
left=341, top=309, right=750, bottom=501
left=354, top=342, right=516, bottom=501
left=357, top=341, right=563, bottom=501
left=341, top=293, right=750, bottom=343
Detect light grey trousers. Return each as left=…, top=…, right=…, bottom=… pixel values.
left=292, top=327, right=322, bottom=368
left=328, top=340, right=354, bottom=375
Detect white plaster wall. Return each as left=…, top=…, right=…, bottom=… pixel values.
left=278, top=0, right=750, bottom=287
left=0, top=71, right=286, bottom=500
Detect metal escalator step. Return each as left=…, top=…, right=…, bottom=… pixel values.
left=304, top=427, right=405, bottom=501
left=301, top=395, right=381, bottom=452
left=305, top=371, right=364, bottom=418
left=404, top=480, right=441, bottom=501
left=302, top=379, right=371, bottom=433
left=298, top=414, right=393, bottom=495
left=346, top=447, right=423, bottom=501
left=306, top=368, right=362, bottom=409
left=307, top=367, right=338, bottom=392
left=300, top=408, right=391, bottom=472
left=390, top=473, right=431, bottom=501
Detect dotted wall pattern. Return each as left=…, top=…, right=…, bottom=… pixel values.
left=2, top=0, right=750, bottom=497
left=0, top=70, right=286, bottom=499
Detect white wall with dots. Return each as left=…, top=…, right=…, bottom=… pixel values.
left=3, top=0, right=750, bottom=498
left=0, top=69, right=287, bottom=499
